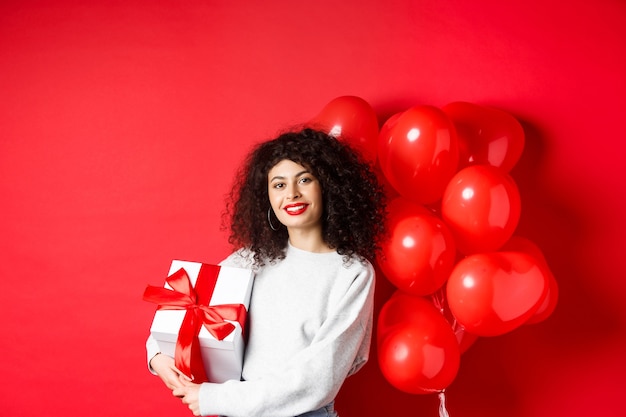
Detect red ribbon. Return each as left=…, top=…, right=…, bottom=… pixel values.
left=143, top=264, right=247, bottom=382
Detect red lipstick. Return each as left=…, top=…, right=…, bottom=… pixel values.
left=283, top=203, right=308, bottom=215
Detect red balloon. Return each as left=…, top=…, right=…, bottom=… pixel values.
left=501, top=235, right=547, bottom=264
left=377, top=292, right=460, bottom=394
left=308, top=95, right=379, bottom=163
left=378, top=105, right=459, bottom=205
left=377, top=290, right=430, bottom=344
left=377, top=111, right=404, bottom=170
left=501, top=236, right=559, bottom=324
left=446, top=252, right=548, bottom=336
left=379, top=111, right=403, bottom=138
left=378, top=197, right=457, bottom=296
left=441, top=165, right=521, bottom=254
left=525, top=270, right=558, bottom=324
left=442, top=101, right=525, bottom=173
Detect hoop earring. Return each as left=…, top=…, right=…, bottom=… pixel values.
left=267, top=207, right=279, bottom=231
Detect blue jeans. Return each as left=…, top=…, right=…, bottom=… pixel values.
left=296, top=402, right=338, bottom=417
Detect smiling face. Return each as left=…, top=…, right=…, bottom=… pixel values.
left=267, top=159, right=324, bottom=235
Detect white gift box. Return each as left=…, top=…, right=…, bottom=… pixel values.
left=149, top=260, right=254, bottom=383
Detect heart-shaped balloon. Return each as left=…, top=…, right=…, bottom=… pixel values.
left=501, top=236, right=559, bottom=324
left=446, top=251, right=548, bottom=336
left=525, top=270, right=558, bottom=324
left=442, top=101, right=525, bottom=173
left=308, top=95, right=379, bottom=163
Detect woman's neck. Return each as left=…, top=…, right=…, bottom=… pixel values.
left=287, top=228, right=333, bottom=253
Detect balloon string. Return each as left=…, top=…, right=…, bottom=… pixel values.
left=431, top=288, right=445, bottom=314
left=438, top=390, right=450, bottom=417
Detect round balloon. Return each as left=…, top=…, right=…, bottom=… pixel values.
left=441, top=165, right=521, bottom=254
left=446, top=251, right=548, bottom=336
left=308, top=95, right=379, bottom=163
left=442, top=101, right=525, bottom=173
left=377, top=290, right=430, bottom=344
left=378, top=197, right=457, bottom=296
left=378, top=105, right=459, bottom=205
left=377, top=292, right=461, bottom=394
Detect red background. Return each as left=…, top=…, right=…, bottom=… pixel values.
left=2, top=1, right=625, bottom=416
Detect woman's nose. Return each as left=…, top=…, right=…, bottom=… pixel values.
left=286, top=183, right=301, bottom=199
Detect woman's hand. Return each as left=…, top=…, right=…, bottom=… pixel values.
left=173, top=378, right=202, bottom=416
left=149, top=353, right=190, bottom=390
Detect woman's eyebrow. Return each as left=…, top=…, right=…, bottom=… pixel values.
left=269, top=170, right=310, bottom=182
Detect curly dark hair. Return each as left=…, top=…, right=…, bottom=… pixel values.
left=223, top=127, right=386, bottom=266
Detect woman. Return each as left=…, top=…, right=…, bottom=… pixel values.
left=147, top=128, right=386, bottom=416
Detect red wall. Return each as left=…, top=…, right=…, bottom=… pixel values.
left=1, top=1, right=625, bottom=416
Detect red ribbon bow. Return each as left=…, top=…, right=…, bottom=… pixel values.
left=143, top=264, right=247, bottom=382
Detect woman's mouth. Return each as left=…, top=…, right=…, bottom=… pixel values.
left=284, top=204, right=308, bottom=215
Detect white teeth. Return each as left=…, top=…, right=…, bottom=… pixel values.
left=286, top=205, right=305, bottom=212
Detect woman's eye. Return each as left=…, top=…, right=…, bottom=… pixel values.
left=273, top=183, right=284, bottom=189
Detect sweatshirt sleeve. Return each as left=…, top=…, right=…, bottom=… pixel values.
left=145, top=333, right=162, bottom=374
left=197, top=262, right=376, bottom=417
